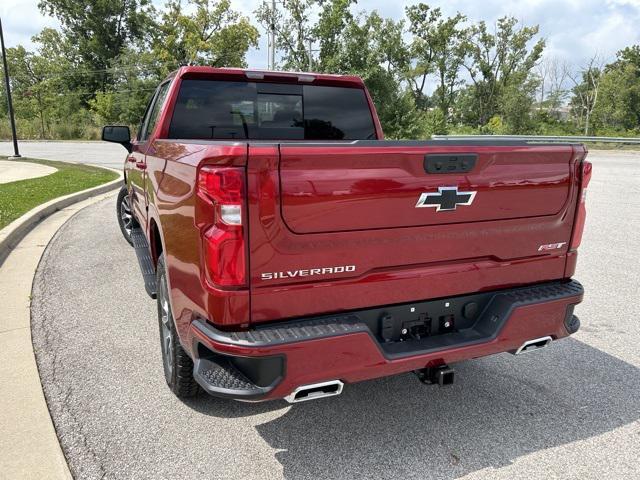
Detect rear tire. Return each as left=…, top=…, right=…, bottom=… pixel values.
left=156, top=254, right=200, bottom=398
left=116, top=186, right=138, bottom=246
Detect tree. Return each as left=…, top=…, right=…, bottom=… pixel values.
left=6, top=46, right=52, bottom=138
left=569, top=55, right=604, bottom=135
left=3, top=28, right=80, bottom=138
left=536, top=56, right=570, bottom=116
left=590, top=46, right=640, bottom=133
left=89, top=48, right=161, bottom=126
left=314, top=0, right=356, bottom=72
left=256, top=0, right=316, bottom=71
left=460, top=16, right=544, bottom=130
left=153, top=0, right=259, bottom=73
left=38, top=0, right=154, bottom=92
left=4, top=2, right=640, bottom=141
left=405, top=4, right=466, bottom=118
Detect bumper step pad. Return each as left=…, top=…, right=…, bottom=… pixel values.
left=502, top=280, right=583, bottom=305
left=131, top=228, right=157, bottom=298
left=193, top=356, right=272, bottom=399
left=194, top=314, right=369, bottom=348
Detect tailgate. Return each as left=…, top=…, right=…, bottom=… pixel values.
left=247, top=142, right=584, bottom=324
left=279, top=145, right=572, bottom=232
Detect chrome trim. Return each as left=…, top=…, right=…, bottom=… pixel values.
left=285, top=380, right=344, bottom=403
left=514, top=336, right=552, bottom=355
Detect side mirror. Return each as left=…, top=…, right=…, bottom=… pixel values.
left=102, top=125, right=132, bottom=152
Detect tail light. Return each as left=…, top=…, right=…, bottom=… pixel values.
left=197, top=166, right=246, bottom=287
left=570, top=160, right=592, bottom=250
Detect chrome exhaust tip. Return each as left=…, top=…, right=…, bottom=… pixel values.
left=514, top=336, right=552, bottom=355
left=284, top=380, right=344, bottom=403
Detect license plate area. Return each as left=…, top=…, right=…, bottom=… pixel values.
left=360, top=290, right=494, bottom=345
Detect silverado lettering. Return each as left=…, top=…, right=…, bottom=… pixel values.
left=105, top=66, right=588, bottom=403
left=261, top=265, right=356, bottom=281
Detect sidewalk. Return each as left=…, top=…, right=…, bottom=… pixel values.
left=0, top=159, right=57, bottom=184
left=0, top=191, right=116, bottom=479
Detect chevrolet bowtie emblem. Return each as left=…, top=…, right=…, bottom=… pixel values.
left=415, top=186, right=477, bottom=212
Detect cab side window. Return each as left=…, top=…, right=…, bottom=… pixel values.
left=140, top=82, right=171, bottom=142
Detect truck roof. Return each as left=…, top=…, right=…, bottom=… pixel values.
left=166, top=66, right=366, bottom=88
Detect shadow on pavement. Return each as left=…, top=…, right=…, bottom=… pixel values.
left=193, top=338, right=640, bottom=479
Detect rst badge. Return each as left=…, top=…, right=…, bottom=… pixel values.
left=415, top=186, right=477, bottom=212
left=538, top=242, right=567, bottom=252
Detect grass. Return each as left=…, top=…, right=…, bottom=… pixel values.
left=0, top=157, right=119, bottom=229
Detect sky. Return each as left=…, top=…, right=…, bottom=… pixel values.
left=2, top=0, right=640, bottom=69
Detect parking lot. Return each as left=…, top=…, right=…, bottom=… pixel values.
left=17, top=144, right=640, bottom=479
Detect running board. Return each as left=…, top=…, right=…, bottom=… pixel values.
left=131, top=228, right=157, bottom=298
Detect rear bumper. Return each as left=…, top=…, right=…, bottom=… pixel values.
left=187, top=280, right=583, bottom=401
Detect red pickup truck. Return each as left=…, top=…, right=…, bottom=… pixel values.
left=103, top=66, right=589, bottom=403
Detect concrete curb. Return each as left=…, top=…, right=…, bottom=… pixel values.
left=0, top=191, right=118, bottom=479
left=0, top=165, right=122, bottom=267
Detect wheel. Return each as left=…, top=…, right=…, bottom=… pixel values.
left=116, top=185, right=138, bottom=245
left=156, top=254, right=200, bottom=398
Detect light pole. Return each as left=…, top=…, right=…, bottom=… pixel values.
left=0, top=17, right=20, bottom=158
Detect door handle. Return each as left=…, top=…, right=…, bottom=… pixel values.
left=127, top=156, right=136, bottom=163
left=424, top=154, right=477, bottom=174
left=135, top=162, right=147, bottom=170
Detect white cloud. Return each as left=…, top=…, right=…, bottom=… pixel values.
left=1, top=0, right=59, bottom=49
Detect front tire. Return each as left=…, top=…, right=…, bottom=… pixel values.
left=116, top=186, right=138, bottom=245
left=156, top=254, right=200, bottom=398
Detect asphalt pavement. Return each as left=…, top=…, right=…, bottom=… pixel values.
left=29, top=148, right=640, bottom=479
left=0, top=141, right=125, bottom=170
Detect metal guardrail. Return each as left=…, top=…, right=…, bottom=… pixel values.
left=432, top=134, right=640, bottom=144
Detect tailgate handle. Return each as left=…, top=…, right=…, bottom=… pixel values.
left=425, top=154, right=477, bottom=174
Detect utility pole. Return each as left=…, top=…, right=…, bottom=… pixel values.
left=306, top=38, right=318, bottom=72
left=0, top=17, right=20, bottom=158
left=307, top=38, right=312, bottom=71
left=269, top=0, right=276, bottom=70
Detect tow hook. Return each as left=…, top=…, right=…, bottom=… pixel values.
left=414, top=365, right=455, bottom=386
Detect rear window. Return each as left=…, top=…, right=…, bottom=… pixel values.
left=168, top=79, right=376, bottom=140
